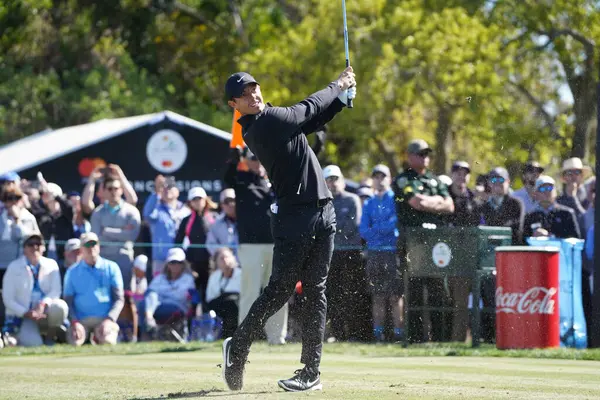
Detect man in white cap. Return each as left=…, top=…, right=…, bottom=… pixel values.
left=523, top=175, right=581, bottom=239
left=2, top=233, right=68, bottom=346
left=63, top=232, right=124, bottom=346
left=63, top=238, right=82, bottom=270
left=557, top=157, right=590, bottom=217
left=206, top=188, right=239, bottom=258
left=322, top=165, right=370, bottom=342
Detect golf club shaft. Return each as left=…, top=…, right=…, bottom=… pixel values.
left=342, top=0, right=353, bottom=108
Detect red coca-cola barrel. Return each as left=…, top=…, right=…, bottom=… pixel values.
left=495, top=246, right=560, bottom=349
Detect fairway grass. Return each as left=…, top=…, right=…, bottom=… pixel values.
left=2, top=342, right=600, bottom=399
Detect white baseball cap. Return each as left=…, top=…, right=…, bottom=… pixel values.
left=166, top=247, right=186, bottom=263
left=133, top=254, right=148, bottom=272
left=535, top=175, right=556, bottom=191
left=46, top=182, right=63, bottom=198
left=372, top=164, right=391, bottom=177
left=323, top=165, right=343, bottom=180
left=188, top=187, right=207, bottom=201
left=220, top=188, right=236, bottom=203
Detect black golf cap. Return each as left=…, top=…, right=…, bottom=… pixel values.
left=225, top=72, right=259, bottom=99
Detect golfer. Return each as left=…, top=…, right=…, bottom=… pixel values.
left=221, top=67, right=356, bottom=392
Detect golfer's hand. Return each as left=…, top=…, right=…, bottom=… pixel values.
left=335, top=66, right=355, bottom=90
left=338, top=87, right=357, bottom=105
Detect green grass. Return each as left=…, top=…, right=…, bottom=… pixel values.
left=2, top=342, right=600, bottom=399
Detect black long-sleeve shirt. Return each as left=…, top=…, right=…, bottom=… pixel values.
left=237, top=82, right=344, bottom=205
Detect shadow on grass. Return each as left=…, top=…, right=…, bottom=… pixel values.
left=128, top=388, right=271, bottom=399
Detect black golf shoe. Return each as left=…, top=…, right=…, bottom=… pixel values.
left=278, top=367, right=322, bottom=392
left=222, top=337, right=245, bottom=391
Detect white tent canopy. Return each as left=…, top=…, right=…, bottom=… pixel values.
left=0, top=111, right=232, bottom=176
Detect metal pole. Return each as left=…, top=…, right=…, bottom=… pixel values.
left=591, top=65, right=600, bottom=347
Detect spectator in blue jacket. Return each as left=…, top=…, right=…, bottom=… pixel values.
left=143, top=177, right=189, bottom=276
left=359, top=164, right=402, bottom=342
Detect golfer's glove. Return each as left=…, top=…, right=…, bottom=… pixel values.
left=338, top=86, right=357, bottom=106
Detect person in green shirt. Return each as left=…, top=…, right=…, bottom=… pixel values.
left=393, top=139, right=455, bottom=343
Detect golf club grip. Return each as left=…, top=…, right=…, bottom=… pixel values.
left=346, top=59, right=353, bottom=108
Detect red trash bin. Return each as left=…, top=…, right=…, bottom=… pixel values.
left=495, top=246, right=560, bottom=349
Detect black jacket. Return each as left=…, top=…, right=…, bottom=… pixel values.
left=479, top=195, right=524, bottom=244
left=34, top=196, right=74, bottom=261
left=447, top=187, right=480, bottom=227
left=237, top=83, right=344, bottom=205
left=523, top=204, right=581, bottom=239
left=175, top=211, right=211, bottom=264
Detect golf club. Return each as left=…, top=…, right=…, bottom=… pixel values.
left=342, top=0, right=353, bottom=108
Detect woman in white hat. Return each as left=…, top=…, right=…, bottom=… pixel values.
left=143, top=248, right=195, bottom=336
left=175, top=187, right=213, bottom=295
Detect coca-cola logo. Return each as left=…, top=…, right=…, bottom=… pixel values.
left=496, top=286, right=557, bottom=315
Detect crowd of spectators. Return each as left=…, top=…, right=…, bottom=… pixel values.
left=0, top=138, right=596, bottom=347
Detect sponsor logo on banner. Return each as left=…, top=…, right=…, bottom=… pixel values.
left=146, top=129, right=188, bottom=173
left=495, top=286, right=557, bottom=315
left=432, top=242, right=451, bottom=267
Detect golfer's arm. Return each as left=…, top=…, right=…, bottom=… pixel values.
left=270, top=83, right=343, bottom=138
left=301, top=100, right=345, bottom=135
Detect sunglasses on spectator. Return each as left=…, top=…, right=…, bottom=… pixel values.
left=223, top=198, right=235, bottom=205
left=537, top=185, right=554, bottom=193
left=417, top=151, right=431, bottom=158
left=563, top=169, right=582, bottom=176
left=83, top=241, right=98, bottom=248
left=4, top=195, right=22, bottom=202
left=168, top=260, right=184, bottom=265
left=25, top=241, right=43, bottom=248
left=326, top=176, right=339, bottom=182
left=489, top=177, right=505, bottom=184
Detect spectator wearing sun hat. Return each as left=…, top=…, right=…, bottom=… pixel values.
left=523, top=175, right=581, bottom=239
left=175, top=187, right=212, bottom=294
left=557, top=157, right=591, bottom=218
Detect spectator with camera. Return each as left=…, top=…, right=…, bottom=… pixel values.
left=91, top=177, right=141, bottom=290
left=2, top=233, right=68, bottom=347
left=82, top=164, right=138, bottom=216
left=144, top=176, right=189, bottom=276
